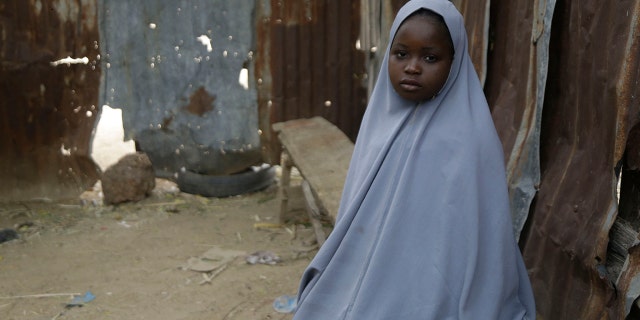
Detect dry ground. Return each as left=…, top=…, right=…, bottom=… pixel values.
left=0, top=178, right=322, bottom=320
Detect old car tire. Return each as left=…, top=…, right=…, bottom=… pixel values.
left=176, top=165, right=276, bottom=198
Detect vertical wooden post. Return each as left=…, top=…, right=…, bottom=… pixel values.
left=279, top=150, right=293, bottom=223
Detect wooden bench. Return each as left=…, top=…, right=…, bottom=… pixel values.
left=272, top=117, right=354, bottom=245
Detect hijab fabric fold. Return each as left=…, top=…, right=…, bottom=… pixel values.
left=293, top=1, right=536, bottom=319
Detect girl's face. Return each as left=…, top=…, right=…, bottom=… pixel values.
left=388, top=15, right=454, bottom=102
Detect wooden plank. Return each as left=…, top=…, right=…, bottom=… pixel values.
left=273, top=117, right=353, bottom=223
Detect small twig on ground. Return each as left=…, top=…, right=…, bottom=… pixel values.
left=253, top=222, right=283, bottom=230
left=51, top=310, right=66, bottom=320
left=199, top=264, right=228, bottom=285
left=222, top=300, right=248, bottom=320
left=142, top=200, right=186, bottom=207
left=0, top=293, right=81, bottom=300
left=285, top=225, right=295, bottom=239
left=57, top=204, right=81, bottom=209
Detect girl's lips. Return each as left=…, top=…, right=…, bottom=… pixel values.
left=399, top=79, right=421, bottom=91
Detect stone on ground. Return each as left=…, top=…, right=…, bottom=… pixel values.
left=102, top=152, right=156, bottom=205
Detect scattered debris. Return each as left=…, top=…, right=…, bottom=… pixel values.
left=182, top=247, right=246, bottom=285
left=52, top=291, right=96, bottom=320
left=15, top=221, right=34, bottom=232
left=65, top=291, right=95, bottom=308
left=79, top=181, right=103, bottom=206
left=199, top=264, right=228, bottom=285
left=246, top=250, right=281, bottom=265
left=183, top=247, right=246, bottom=272
left=0, top=228, right=18, bottom=244
left=118, top=221, right=132, bottom=228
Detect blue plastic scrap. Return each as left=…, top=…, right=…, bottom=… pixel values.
left=66, top=291, right=96, bottom=308
left=273, top=294, right=297, bottom=313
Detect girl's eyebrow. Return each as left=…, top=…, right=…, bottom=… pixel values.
left=392, top=41, right=438, bottom=50
left=391, top=42, right=408, bottom=48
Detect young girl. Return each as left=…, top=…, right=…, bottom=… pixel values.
left=293, top=0, right=536, bottom=319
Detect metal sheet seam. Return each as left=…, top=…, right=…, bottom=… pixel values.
left=615, top=1, right=640, bottom=316
left=479, top=0, right=489, bottom=86
left=506, top=0, right=556, bottom=240
left=614, top=1, right=640, bottom=163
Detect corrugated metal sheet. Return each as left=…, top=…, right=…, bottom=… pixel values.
left=99, top=0, right=261, bottom=177
left=476, top=0, right=640, bottom=318
left=0, top=0, right=101, bottom=201
left=454, top=0, right=489, bottom=85
left=256, top=0, right=368, bottom=163
left=520, top=0, right=640, bottom=318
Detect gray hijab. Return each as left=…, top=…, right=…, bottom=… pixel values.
left=293, top=0, right=536, bottom=319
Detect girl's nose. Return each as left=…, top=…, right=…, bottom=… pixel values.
left=404, top=59, right=421, bottom=74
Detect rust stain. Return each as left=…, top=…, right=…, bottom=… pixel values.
left=615, top=244, right=640, bottom=316
left=614, top=0, right=640, bottom=163
left=182, top=87, right=216, bottom=116
left=161, top=116, right=173, bottom=131
left=456, top=0, right=489, bottom=85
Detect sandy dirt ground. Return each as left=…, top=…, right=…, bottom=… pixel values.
left=0, top=177, right=323, bottom=320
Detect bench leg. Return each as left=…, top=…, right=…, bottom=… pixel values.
left=278, top=151, right=293, bottom=224
left=301, top=180, right=327, bottom=247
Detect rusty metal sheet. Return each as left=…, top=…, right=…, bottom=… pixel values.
left=0, top=0, right=101, bottom=201
left=455, top=0, right=489, bottom=85
left=516, top=0, right=640, bottom=318
left=613, top=3, right=640, bottom=317
left=256, top=0, right=367, bottom=163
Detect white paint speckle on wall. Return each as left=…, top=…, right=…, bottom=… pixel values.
left=91, top=105, right=135, bottom=171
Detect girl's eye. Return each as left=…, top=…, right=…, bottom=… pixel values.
left=394, top=51, right=408, bottom=59
left=423, top=55, right=437, bottom=62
